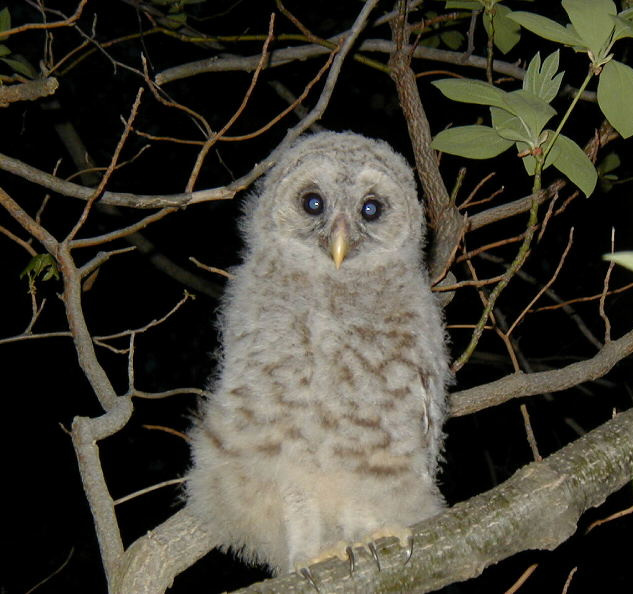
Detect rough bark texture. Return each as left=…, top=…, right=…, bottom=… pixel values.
left=388, top=4, right=465, bottom=282
left=112, top=509, right=218, bottom=594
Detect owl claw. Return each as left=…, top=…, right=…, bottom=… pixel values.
left=345, top=545, right=355, bottom=575
left=299, top=566, right=320, bottom=592
left=367, top=541, right=381, bottom=571
left=404, top=533, right=414, bottom=565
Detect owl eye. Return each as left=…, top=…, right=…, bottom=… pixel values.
left=302, top=192, right=324, bottom=215
left=361, top=197, right=383, bottom=221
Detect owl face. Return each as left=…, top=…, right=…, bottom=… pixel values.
left=249, top=133, right=423, bottom=273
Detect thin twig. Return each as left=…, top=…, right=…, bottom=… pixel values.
left=504, top=563, right=538, bottom=594
left=3, top=0, right=87, bottom=36
left=435, top=273, right=506, bottom=291
left=189, top=257, right=234, bottom=279
left=65, top=88, right=144, bottom=242
left=186, top=13, right=276, bottom=191
left=95, top=291, right=194, bottom=343
left=532, top=282, right=633, bottom=312
left=132, top=388, right=211, bottom=399
left=456, top=232, right=527, bottom=263
left=561, top=567, right=578, bottom=594
left=24, top=547, right=75, bottom=594
left=600, top=228, right=616, bottom=343
left=520, top=403, right=542, bottom=461
left=507, top=228, right=574, bottom=337
left=585, top=504, right=633, bottom=533
left=459, top=171, right=495, bottom=209
left=0, top=224, right=37, bottom=256
left=142, top=424, right=191, bottom=440
left=141, top=54, right=212, bottom=138
left=453, top=199, right=539, bottom=372
left=72, top=208, right=175, bottom=250
left=113, top=478, right=185, bottom=506
left=79, top=246, right=136, bottom=278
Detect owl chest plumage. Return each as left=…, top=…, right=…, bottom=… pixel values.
left=211, top=257, right=436, bottom=475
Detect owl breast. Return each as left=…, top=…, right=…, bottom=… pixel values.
left=213, top=259, right=436, bottom=478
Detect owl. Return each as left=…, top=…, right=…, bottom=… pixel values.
left=187, top=131, right=450, bottom=576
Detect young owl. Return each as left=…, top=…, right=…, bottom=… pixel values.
left=187, top=131, right=450, bottom=575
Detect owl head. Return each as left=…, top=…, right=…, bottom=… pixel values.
left=243, top=132, right=424, bottom=274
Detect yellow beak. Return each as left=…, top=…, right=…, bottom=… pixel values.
left=329, top=218, right=349, bottom=270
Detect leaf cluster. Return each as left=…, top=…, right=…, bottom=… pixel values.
left=431, top=51, right=597, bottom=196
left=510, top=0, right=633, bottom=138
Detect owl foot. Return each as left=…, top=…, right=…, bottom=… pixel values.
left=368, top=524, right=414, bottom=568
left=298, top=566, right=320, bottom=592
left=298, top=526, right=413, bottom=580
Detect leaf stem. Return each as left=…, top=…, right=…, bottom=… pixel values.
left=453, top=197, right=539, bottom=372
left=542, top=69, right=594, bottom=162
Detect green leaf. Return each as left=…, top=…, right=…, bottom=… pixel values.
left=0, top=44, right=10, bottom=57
left=597, top=59, right=633, bottom=138
left=161, top=11, right=187, bottom=28
left=421, top=35, right=440, bottom=49
left=603, top=251, right=633, bottom=271
left=611, top=15, right=633, bottom=42
left=502, top=90, right=556, bottom=138
left=431, top=125, right=514, bottom=159
left=562, top=0, right=616, bottom=57
left=523, top=51, right=564, bottom=104
left=508, top=11, right=585, bottom=46
left=597, top=151, right=620, bottom=175
left=550, top=133, right=598, bottom=196
left=441, top=29, right=465, bottom=50
left=432, top=78, right=508, bottom=109
left=490, top=106, right=531, bottom=143
left=621, top=8, right=633, bottom=21
left=0, top=56, right=36, bottom=79
left=0, top=7, right=10, bottom=33
left=445, top=1, right=482, bottom=9
left=20, top=254, right=60, bottom=282
left=483, top=3, right=521, bottom=54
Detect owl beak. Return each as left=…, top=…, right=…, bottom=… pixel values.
left=329, top=217, right=350, bottom=269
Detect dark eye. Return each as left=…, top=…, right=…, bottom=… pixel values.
left=302, top=192, right=324, bottom=215
left=361, top=197, right=382, bottom=221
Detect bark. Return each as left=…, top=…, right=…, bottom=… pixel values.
left=112, top=509, right=218, bottom=594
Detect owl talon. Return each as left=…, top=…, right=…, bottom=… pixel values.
left=368, top=541, right=381, bottom=572
left=404, top=533, right=414, bottom=565
left=345, top=545, right=355, bottom=575
left=299, top=567, right=320, bottom=592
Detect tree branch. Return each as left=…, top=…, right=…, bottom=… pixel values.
left=388, top=2, right=465, bottom=281
left=450, top=328, right=633, bottom=417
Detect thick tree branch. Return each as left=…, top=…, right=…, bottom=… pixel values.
left=112, top=508, right=218, bottom=594
left=0, top=77, right=59, bottom=107
left=155, top=38, right=525, bottom=86
left=388, top=2, right=465, bottom=281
